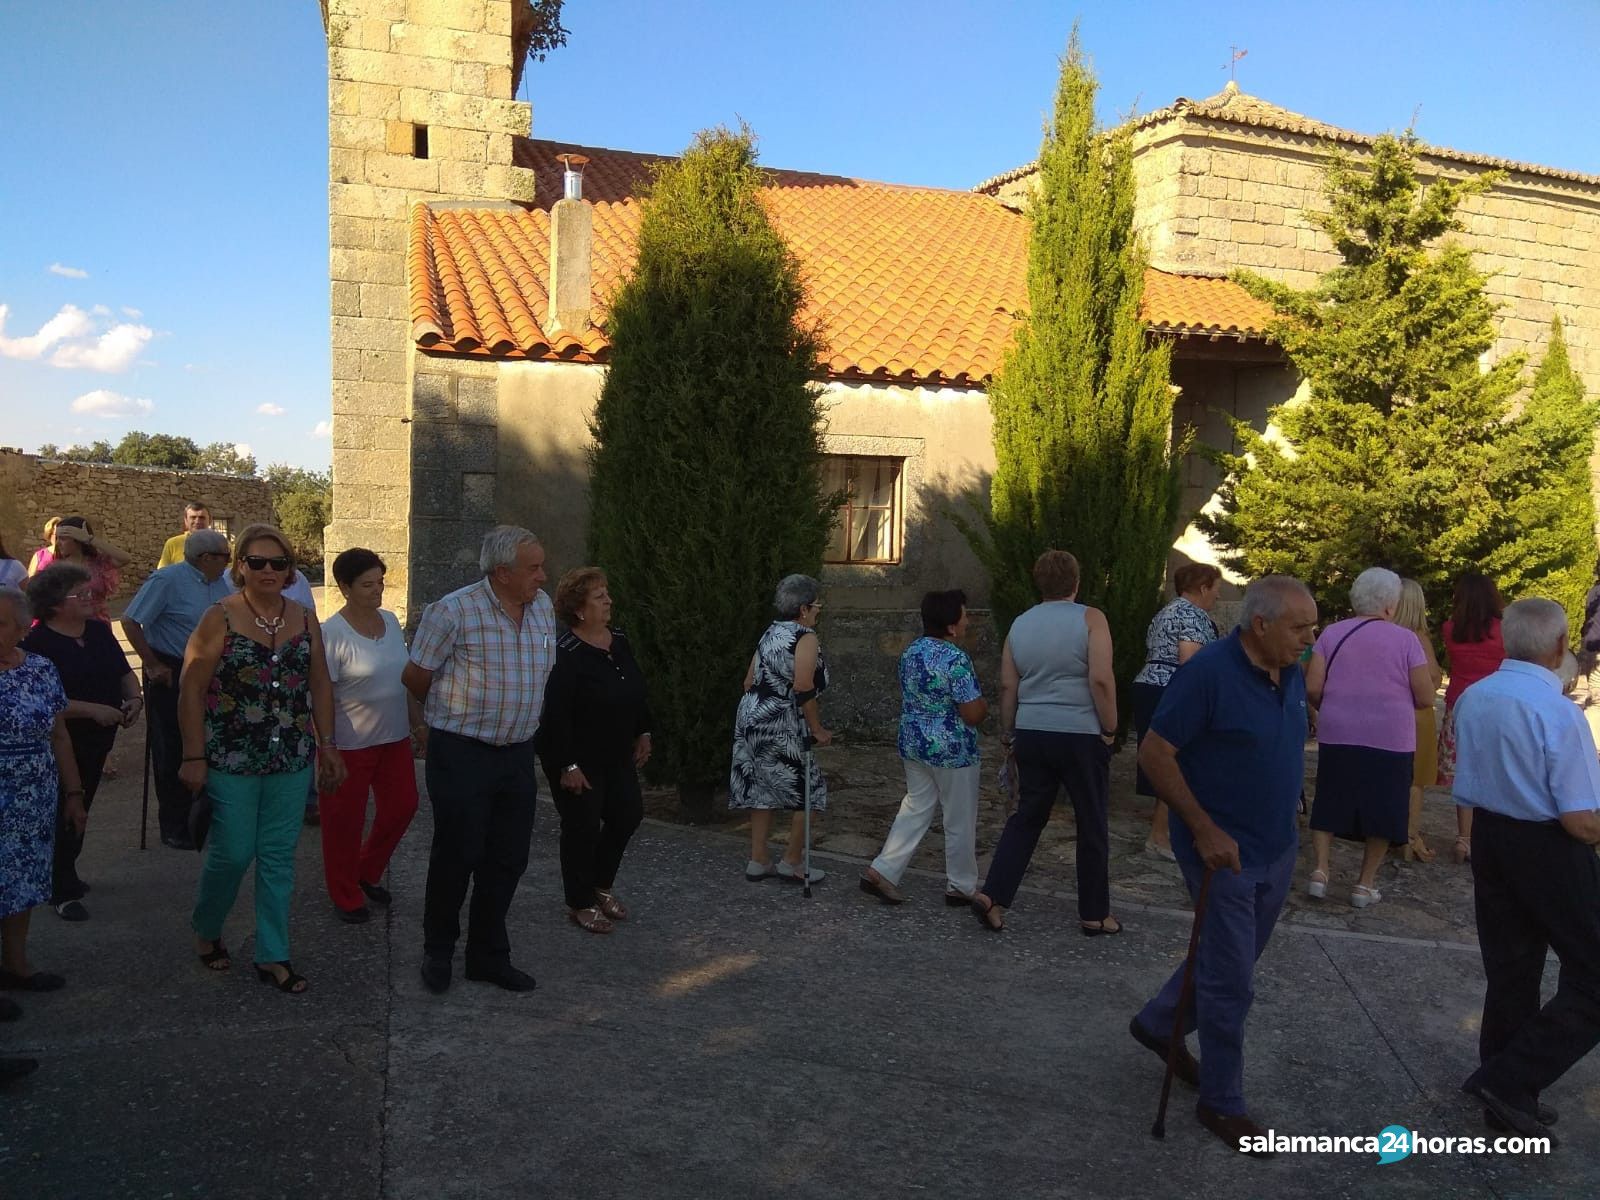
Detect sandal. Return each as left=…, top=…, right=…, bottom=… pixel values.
left=595, top=889, right=629, bottom=922
left=1454, top=836, right=1472, bottom=864
left=971, top=893, right=1004, bottom=932
left=1350, top=884, right=1383, bottom=910
left=569, top=906, right=615, bottom=935
left=1081, top=916, right=1123, bottom=937
left=197, top=939, right=231, bottom=971
left=1307, top=869, right=1328, bottom=899
left=254, top=961, right=308, bottom=994
left=1408, top=834, right=1436, bottom=863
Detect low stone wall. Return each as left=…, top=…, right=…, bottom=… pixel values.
left=0, top=450, right=273, bottom=612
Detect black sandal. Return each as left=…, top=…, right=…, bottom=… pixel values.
left=254, top=961, right=307, bottom=994
left=971, top=893, right=1004, bottom=932
left=1081, top=916, right=1123, bottom=938
left=197, top=939, right=231, bottom=971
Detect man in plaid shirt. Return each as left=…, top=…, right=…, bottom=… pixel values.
left=403, top=526, right=556, bottom=994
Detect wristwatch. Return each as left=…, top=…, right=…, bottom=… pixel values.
left=564, top=763, right=580, bottom=774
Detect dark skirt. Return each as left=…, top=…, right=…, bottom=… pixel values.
left=1131, top=681, right=1165, bottom=798
left=1310, top=743, right=1412, bottom=845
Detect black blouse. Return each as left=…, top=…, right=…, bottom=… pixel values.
left=537, top=628, right=652, bottom=776
left=21, top=621, right=133, bottom=732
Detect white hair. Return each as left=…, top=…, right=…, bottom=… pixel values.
left=1502, top=597, right=1568, bottom=663
left=0, top=586, right=29, bottom=625
left=183, top=529, right=230, bottom=564
left=1349, top=567, right=1402, bottom=617
left=773, top=574, right=821, bottom=619
left=478, top=525, right=540, bottom=575
left=1240, top=575, right=1312, bottom=627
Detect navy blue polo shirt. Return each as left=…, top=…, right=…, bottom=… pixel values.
left=1150, top=630, right=1307, bottom=870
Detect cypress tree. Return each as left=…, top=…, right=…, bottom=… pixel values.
left=965, top=32, right=1181, bottom=694
left=1199, top=132, right=1591, bottom=623
left=1492, top=317, right=1598, bottom=628
left=587, top=126, right=836, bottom=821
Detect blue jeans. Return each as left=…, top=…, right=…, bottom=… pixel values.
left=1136, top=840, right=1296, bottom=1115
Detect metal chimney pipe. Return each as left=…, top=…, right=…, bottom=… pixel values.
left=556, top=152, right=589, bottom=201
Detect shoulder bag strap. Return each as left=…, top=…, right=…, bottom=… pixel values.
left=1322, top=617, right=1381, bottom=680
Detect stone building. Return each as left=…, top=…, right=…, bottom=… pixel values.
left=0, top=449, right=272, bottom=611
left=322, top=1, right=1598, bottom=728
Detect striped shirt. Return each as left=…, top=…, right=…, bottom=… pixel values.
left=409, top=578, right=556, bottom=746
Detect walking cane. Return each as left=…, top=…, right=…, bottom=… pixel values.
left=1152, top=866, right=1215, bottom=1139
left=138, top=667, right=151, bottom=850
left=801, top=733, right=815, bottom=899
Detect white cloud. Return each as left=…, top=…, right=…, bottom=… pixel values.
left=121, top=307, right=142, bottom=319
left=0, top=303, right=94, bottom=359
left=49, top=263, right=89, bottom=279
left=90, top=304, right=112, bottom=317
left=70, top=389, right=154, bottom=418
left=50, top=320, right=153, bottom=372
left=233, top=442, right=254, bottom=460
left=256, top=403, right=286, bottom=416
left=311, top=420, right=332, bottom=438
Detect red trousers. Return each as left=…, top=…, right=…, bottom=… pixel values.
left=318, top=738, right=420, bottom=911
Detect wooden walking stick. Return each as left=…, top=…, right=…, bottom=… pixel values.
left=1152, top=866, right=1215, bottom=1138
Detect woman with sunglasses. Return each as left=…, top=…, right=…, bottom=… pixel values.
left=178, top=525, right=346, bottom=993
left=21, top=564, right=141, bottom=921
left=35, top=517, right=130, bottom=623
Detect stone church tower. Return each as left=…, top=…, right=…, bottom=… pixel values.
left=322, top=0, right=535, bottom=616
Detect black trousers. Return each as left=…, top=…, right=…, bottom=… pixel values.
left=422, top=729, right=538, bottom=967
left=143, top=654, right=190, bottom=840
left=550, top=756, right=644, bottom=910
left=1469, top=808, right=1600, bottom=1106
left=982, top=729, right=1111, bottom=920
left=52, top=721, right=118, bottom=901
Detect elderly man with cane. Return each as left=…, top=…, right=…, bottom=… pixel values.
left=120, top=529, right=233, bottom=849
left=1130, top=575, right=1318, bottom=1155
left=1453, top=598, right=1600, bottom=1144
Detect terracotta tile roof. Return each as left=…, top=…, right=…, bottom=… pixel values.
left=976, top=83, right=1600, bottom=195
left=411, top=139, right=1274, bottom=383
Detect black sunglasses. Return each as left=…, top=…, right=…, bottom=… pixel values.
left=242, top=555, right=291, bottom=572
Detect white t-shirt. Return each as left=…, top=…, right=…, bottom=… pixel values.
left=322, top=609, right=412, bottom=750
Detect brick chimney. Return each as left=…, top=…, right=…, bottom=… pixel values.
left=547, top=154, right=592, bottom=337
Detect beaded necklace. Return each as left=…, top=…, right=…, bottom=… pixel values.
left=240, top=592, right=288, bottom=746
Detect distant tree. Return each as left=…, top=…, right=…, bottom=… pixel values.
left=39, top=440, right=113, bottom=462
left=960, top=31, right=1182, bottom=696
left=1199, top=133, right=1594, bottom=625
left=1493, top=317, right=1598, bottom=630
left=194, top=442, right=257, bottom=476
left=111, top=431, right=202, bottom=469
left=587, top=125, right=837, bottom=820
left=263, top=464, right=332, bottom=575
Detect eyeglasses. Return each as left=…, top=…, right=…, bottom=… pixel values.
left=65, top=589, right=94, bottom=601
left=242, top=555, right=291, bottom=572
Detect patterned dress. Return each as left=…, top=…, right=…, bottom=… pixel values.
left=0, top=653, right=68, bottom=917
left=205, top=628, right=317, bottom=776
left=730, top=620, right=828, bottom=812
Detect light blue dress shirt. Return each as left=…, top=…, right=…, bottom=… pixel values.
left=1452, top=659, right=1600, bottom=821
left=121, top=562, right=235, bottom=659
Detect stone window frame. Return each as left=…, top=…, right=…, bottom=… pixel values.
left=819, top=434, right=925, bottom=586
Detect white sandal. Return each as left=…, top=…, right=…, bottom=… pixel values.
left=1350, top=884, right=1382, bottom=909
left=1307, top=869, right=1328, bottom=899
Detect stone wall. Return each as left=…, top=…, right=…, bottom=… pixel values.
left=820, top=609, right=1001, bottom=739
left=1131, top=123, right=1600, bottom=395
left=0, top=450, right=273, bottom=612
left=324, top=0, right=536, bottom=623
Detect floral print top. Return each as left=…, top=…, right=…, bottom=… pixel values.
left=1133, top=597, right=1221, bottom=688
left=204, top=628, right=316, bottom=776
left=897, top=636, right=982, bottom=768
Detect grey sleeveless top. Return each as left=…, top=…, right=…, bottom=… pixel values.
left=1008, top=601, right=1099, bottom=734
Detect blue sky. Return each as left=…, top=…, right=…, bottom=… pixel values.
left=2, top=0, right=1596, bottom=470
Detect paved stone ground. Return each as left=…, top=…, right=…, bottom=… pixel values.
left=5, top=729, right=1598, bottom=1199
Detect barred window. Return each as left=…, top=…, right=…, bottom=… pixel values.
left=823, top=456, right=903, bottom=565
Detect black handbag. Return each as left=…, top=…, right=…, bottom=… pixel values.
left=188, top=789, right=214, bottom=852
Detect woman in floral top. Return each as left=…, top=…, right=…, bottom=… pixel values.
left=178, top=525, right=345, bottom=994
left=861, top=590, right=988, bottom=905
left=1131, top=563, right=1222, bottom=859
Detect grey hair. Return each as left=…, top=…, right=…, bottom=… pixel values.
left=24, top=562, right=90, bottom=622
left=773, top=573, right=821, bottom=620
left=184, top=528, right=230, bottom=564
left=478, top=525, right=540, bottom=575
left=1502, top=597, right=1568, bottom=663
left=1240, top=575, right=1313, bottom=627
left=1349, top=567, right=1403, bottom=616
left=0, top=585, right=31, bottom=626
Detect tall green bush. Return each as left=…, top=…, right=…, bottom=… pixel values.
left=587, top=126, right=836, bottom=820
left=964, top=32, right=1181, bottom=694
